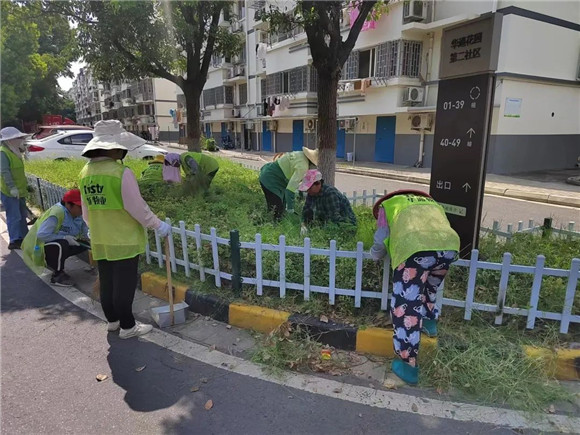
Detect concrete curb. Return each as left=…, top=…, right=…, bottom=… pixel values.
left=140, top=272, right=579, bottom=380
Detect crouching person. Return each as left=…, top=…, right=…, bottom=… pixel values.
left=22, top=189, right=89, bottom=287
left=370, top=190, right=459, bottom=384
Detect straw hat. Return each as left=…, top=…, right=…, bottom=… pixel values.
left=0, top=126, right=29, bottom=141
left=372, top=189, right=432, bottom=219
left=302, top=147, right=318, bottom=166
left=82, top=120, right=146, bottom=157
left=152, top=154, right=165, bottom=163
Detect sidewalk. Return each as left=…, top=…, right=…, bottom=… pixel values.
left=162, top=143, right=579, bottom=207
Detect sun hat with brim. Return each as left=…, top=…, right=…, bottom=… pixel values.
left=372, top=189, right=432, bottom=219
left=81, top=120, right=146, bottom=157
left=62, top=189, right=82, bottom=206
left=0, top=126, right=29, bottom=141
left=152, top=154, right=165, bottom=163
left=298, top=169, right=322, bottom=191
left=302, top=147, right=318, bottom=166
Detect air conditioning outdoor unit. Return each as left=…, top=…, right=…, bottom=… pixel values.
left=233, top=109, right=240, bottom=118
left=234, top=65, right=245, bottom=76
left=404, top=0, right=427, bottom=22
left=268, top=120, right=278, bottom=131
left=410, top=114, right=433, bottom=130
left=403, top=87, right=424, bottom=104
left=305, top=119, right=317, bottom=132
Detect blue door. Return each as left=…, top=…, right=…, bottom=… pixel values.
left=205, top=124, right=211, bottom=138
left=292, top=120, right=304, bottom=151
left=221, top=122, right=227, bottom=138
left=374, top=116, right=395, bottom=163
left=262, top=121, right=272, bottom=151
left=336, top=123, right=346, bottom=159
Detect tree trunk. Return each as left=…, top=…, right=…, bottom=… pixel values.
left=183, top=82, right=202, bottom=152
left=316, top=72, right=339, bottom=186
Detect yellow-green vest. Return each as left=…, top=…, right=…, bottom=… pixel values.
left=22, top=204, right=65, bottom=274
left=180, top=152, right=219, bottom=176
left=140, top=161, right=164, bottom=183
left=79, top=159, right=146, bottom=261
left=381, top=194, right=460, bottom=269
left=0, top=145, right=28, bottom=197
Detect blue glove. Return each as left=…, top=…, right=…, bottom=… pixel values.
left=157, top=221, right=172, bottom=238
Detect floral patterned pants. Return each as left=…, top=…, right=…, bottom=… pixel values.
left=391, top=250, right=457, bottom=367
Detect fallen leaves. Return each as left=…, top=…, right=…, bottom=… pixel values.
left=96, top=374, right=108, bottom=382
left=200, top=377, right=208, bottom=384
left=411, top=403, right=419, bottom=413
left=135, top=365, right=146, bottom=372
left=190, top=386, right=200, bottom=393
left=319, top=315, right=329, bottom=323
left=204, top=399, right=213, bottom=410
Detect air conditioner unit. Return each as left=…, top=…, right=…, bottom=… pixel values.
left=403, top=0, right=427, bottom=22
left=344, top=119, right=356, bottom=130
left=234, top=65, right=245, bottom=76
left=305, top=119, right=317, bottom=132
left=233, top=109, right=240, bottom=118
left=410, top=114, right=433, bottom=130
left=268, top=120, right=278, bottom=131
left=403, top=87, right=424, bottom=104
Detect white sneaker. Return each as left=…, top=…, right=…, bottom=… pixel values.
left=107, top=321, right=120, bottom=332
left=119, top=322, right=153, bottom=339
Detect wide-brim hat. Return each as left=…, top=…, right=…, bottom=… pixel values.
left=0, top=126, right=29, bottom=141
left=81, top=120, right=145, bottom=157
left=302, top=147, right=318, bottom=166
left=298, top=169, right=323, bottom=191
left=372, top=189, right=432, bottom=219
left=153, top=154, right=165, bottom=163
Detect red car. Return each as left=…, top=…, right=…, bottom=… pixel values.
left=31, top=125, right=93, bottom=140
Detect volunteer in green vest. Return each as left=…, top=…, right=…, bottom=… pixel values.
left=79, top=120, right=171, bottom=339
left=0, top=127, right=30, bottom=249
left=140, top=154, right=165, bottom=185
left=370, top=190, right=460, bottom=385
left=180, top=151, right=219, bottom=186
left=258, top=147, right=318, bottom=220
left=22, top=189, right=89, bottom=287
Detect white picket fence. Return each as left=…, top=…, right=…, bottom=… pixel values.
left=25, top=173, right=580, bottom=333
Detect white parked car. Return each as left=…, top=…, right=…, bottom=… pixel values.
left=25, top=130, right=167, bottom=160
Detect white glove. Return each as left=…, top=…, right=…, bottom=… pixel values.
left=9, top=187, right=19, bottom=198
left=157, top=221, right=172, bottom=238
left=373, top=227, right=389, bottom=245
left=300, top=224, right=308, bottom=237
left=64, top=235, right=80, bottom=246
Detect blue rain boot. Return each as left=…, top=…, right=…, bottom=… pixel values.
left=422, top=318, right=438, bottom=337
left=391, top=359, right=419, bottom=385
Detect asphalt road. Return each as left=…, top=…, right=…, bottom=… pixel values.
left=1, top=238, right=520, bottom=435
left=230, top=157, right=579, bottom=228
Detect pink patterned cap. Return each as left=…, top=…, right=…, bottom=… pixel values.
left=298, top=169, right=322, bottom=191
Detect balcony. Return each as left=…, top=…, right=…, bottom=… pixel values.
left=122, top=98, right=135, bottom=107
left=224, top=65, right=246, bottom=83
left=256, top=59, right=267, bottom=76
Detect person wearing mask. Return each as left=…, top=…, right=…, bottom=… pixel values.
left=370, top=190, right=459, bottom=385
left=79, top=120, right=172, bottom=339
left=140, top=154, right=165, bottom=185
left=0, top=127, right=30, bottom=249
left=179, top=151, right=219, bottom=185
left=298, top=169, right=356, bottom=236
left=259, top=147, right=318, bottom=220
left=22, top=189, right=89, bottom=286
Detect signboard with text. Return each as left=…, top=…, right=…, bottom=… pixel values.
left=430, top=13, right=502, bottom=257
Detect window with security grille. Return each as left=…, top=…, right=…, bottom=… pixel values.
left=289, top=66, right=308, bottom=93
left=376, top=40, right=422, bottom=78
left=224, top=86, right=234, bottom=104
left=308, top=66, right=318, bottom=92
left=400, top=40, right=422, bottom=77
left=203, top=88, right=216, bottom=107
left=260, top=78, right=266, bottom=99
left=342, top=51, right=359, bottom=80
left=266, top=73, right=282, bottom=96
left=239, top=84, right=248, bottom=105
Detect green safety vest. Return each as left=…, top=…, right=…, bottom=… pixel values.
left=0, top=145, right=28, bottom=197
left=381, top=194, right=460, bottom=269
left=22, top=204, right=65, bottom=275
left=79, top=159, right=146, bottom=261
left=180, top=152, right=219, bottom=176
left=140, top=161, right=164, bottom=183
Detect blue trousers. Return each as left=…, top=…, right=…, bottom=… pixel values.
left=1, top=193, right=29, bottom=243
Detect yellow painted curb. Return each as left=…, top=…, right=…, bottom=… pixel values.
left=356, top=327, right=438, bottom=359
left=524, top=346, right=580, bottom=381
left=229, top=303, right=290, bottom=334
left=140, top=271, right=187, bottom=303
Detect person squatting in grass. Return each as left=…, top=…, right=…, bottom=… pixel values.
left=180, top=151, right=220, bottom=191
left=79, top=120, right=172, bottom=339
left=259, top=147, right=318, bottom=220
left=298, top=169, right=357, bottom=236
left=370, top=190, right=459, bottom=385
left=0, top=127, right=30, bottom=249
left=22, top=189, right=89, bottom=287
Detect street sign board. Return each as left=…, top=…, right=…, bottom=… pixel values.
left=429, top=73, right=496, bottom=257
left=440, top=14, right=502, bottom=80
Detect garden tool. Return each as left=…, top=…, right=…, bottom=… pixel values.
left=164, top=237, right=174, bottom=325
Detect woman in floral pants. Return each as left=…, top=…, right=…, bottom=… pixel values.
left=371, top=190, right=459, bottom=384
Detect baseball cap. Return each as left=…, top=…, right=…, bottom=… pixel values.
left=62, top=189, right=82, bottom=206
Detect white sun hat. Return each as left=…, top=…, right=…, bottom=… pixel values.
left=0, top=126, right=29, bottom=141
left=81, top=120, right=146, bottom=157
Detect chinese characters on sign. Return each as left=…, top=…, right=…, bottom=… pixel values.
left=450, top=32, right=483, bottom=63
left=451, top=32, right=483, bottom=48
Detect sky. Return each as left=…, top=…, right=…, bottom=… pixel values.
left=58, top=60, right=84, bottom=91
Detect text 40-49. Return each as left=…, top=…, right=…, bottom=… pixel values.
left=440, top=138, right=461, bottom=147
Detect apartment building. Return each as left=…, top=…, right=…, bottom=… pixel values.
left=72, top=67, right=105, bottom=127
left=100, top=78, right=179, bottom=141
left=186, top=0, right=579, bottom=174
